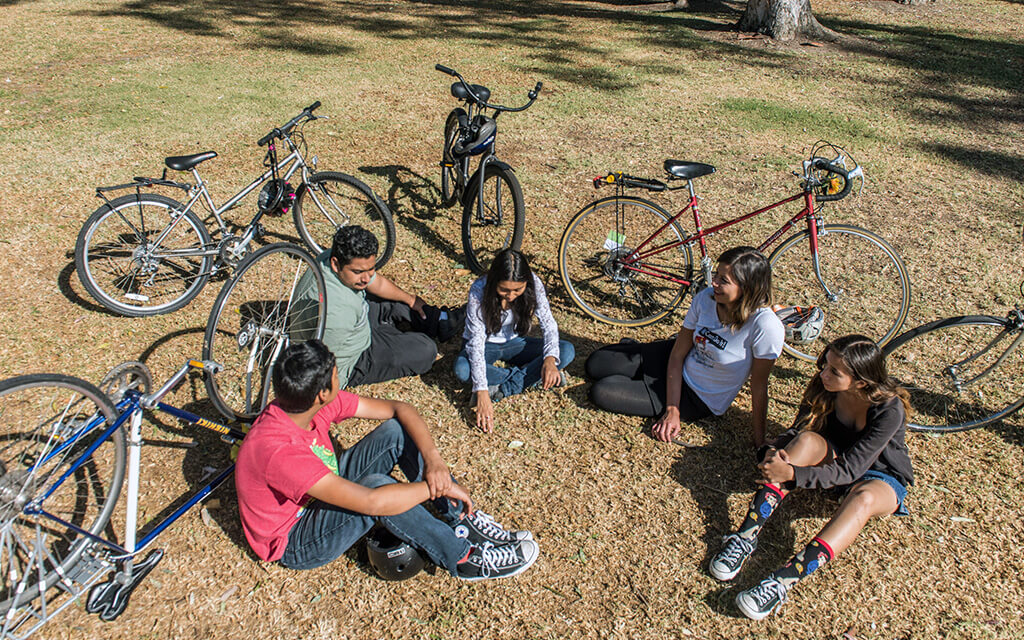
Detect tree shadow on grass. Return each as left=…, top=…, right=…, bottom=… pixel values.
left=358, top=164, right=464, bottom=268
left=82, top=0, right=784, bottom=89
left=918, top=143, right=1024, bottom=182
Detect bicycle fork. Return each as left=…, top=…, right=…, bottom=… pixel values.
left=808, top=221, right=842, bottom=302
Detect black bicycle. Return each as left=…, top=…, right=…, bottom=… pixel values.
left=75, top=102, right=394, bottom=317
left=883, top=285, right=1024, bottom=432
left=436, top=64, right=541, bottom=273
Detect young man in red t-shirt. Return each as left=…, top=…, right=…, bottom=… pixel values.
left=235, top=340, right=538, bottom=580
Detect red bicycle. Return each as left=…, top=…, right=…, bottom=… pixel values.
left=557, top=143, right=910, bottom=361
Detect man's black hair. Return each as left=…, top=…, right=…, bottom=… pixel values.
left=331, top=225, right=378, bottom=267
left=271, top=340, right=337, bottom=413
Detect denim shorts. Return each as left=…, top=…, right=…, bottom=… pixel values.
left=847, top=469, right=909, bottom=516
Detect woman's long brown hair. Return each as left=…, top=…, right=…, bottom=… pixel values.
left=795, top=334, right=911, bottom=432
left=715, top=246, right=773, bottom=330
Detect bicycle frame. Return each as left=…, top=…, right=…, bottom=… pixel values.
left=24, top=361, right=245, bottom=567
left=165, top=141, right=315, bottom=258
left=620, top=183, right=827, bottom=290
left=942, top=311, right=1024, bottom=393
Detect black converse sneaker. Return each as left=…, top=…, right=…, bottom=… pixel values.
left=709, top=534, right=757, bottom=581
left=736, top=577, right=789, bottom=620
left=453, top=510, right=533, bottom=546
left=456, top=540, right=540, bottom=581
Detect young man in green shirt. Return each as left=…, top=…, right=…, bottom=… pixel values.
left=297, top=226, right=462, bottom=388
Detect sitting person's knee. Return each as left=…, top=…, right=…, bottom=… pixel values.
left=453, top=355, right=471, bottom=383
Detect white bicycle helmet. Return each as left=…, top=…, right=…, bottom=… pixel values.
left=775, top=305, right=825, bottom=345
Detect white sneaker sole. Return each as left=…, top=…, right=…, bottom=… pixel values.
left=735, top=591, right=776, bottom=621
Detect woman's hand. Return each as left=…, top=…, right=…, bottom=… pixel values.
left=651, top=406, right=682, bottom=442
left=757, top=447, right=796, bottom=485
left=541, top=356, right=561, bottom=390
left=475, top=391, right=494, bottom=433
left=423, top=456, right=452, bottom=500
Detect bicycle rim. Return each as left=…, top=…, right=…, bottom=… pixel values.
left=883, top=316, right=1024, bottom=432
left=293, top=172, right=395, bottom=269
left=769, top=224, right=910, bottom=362
left=0, top=375, right=124, bottom=615
left=461, top=165, right=525, bottom=274
left=75, top=194, right=212, bottom=317
left=203, top=243, right=327, bottom=422
left=558, top=196, right=692, bottom=327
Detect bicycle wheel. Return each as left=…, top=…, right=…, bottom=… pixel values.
left=461, top=164, right=525, bottom=274
left=440, top=108, right=466, bottom=208
left=203, top=243, right=327, bottom=422
left=558, top=195, right=693, bottom=327
left=75, top=193, right=213, bottom=317
left=769, top=224, right=910, bottom=362
left=0, top=375, right=125, bottom=615
left=883, top=316, right=1024, bottom=432
left=293, top=172, right=395, bottom=269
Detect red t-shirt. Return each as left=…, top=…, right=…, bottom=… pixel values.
left=235, top=391, right=360, bottom=561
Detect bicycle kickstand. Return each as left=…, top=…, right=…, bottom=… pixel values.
left=85, top=549, right=165, bottom=622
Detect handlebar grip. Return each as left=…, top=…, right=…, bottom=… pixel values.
left=812, top=159, right=852, bottom=202
left=534, top=82, right=543, bottom=94
left=306, top=101, right=321, bottom=113
left=435, top=64, right=456, bottom=76
left=257, top=128, right=280, bottom=147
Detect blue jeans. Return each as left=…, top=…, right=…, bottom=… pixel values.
left=454, top=337, right=576, bottom=398
left=279, top=419, right=470, bottom=574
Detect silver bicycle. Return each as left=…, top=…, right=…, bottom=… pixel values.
left=74, top=101, right=395, bottom=317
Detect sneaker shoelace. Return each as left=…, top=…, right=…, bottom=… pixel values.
left=718, top=535, right=753, bottom=567
left=479, top=542, right=520, bottom=577
left=748, top=579, right=787, bottom=610
left=469, top=511, right=511, bottom=542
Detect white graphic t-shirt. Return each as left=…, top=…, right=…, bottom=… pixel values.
left=681, top=288, right=785, bottom=415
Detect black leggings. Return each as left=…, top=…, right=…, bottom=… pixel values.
left=586, top=340, right=711, bottom=419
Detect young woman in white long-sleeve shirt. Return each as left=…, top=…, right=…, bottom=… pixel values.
left=454, top=249, right=575, bottom=432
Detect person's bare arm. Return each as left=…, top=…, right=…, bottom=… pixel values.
left=365, top=274, right=426, bottom=318
left=748, top=357, right=776, bottom=448
left=355, top=397, right=451, bottom=498
left=306, top=473, right=472, bottom=516
left=651, top=328, right=694, bottom=442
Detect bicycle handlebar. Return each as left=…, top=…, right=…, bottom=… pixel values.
left=257, top=101, right=321, bottom=146
left=436, top=64, right=541, bottom=113
left=593, top=172, right=667, bottom=192
left=810, top=157, right=854, bottom=202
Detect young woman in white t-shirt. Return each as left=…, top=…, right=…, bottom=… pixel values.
left=586, top=246, right=784, bottom=447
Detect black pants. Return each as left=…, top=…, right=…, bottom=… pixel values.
left=586, top=340, right=711, bottom=419
left=346, top=298, right=439, bottom=387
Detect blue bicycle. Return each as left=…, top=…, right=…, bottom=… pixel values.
left=0, top=244, right=327, bottom=636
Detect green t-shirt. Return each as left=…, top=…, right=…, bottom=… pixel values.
left=294, top=251, right=372, bottom=388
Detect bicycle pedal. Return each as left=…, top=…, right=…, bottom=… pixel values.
left=86, top=549, right=164, bottom=622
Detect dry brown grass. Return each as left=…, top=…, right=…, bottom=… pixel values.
left=2, top=0, right=1023, bottom=638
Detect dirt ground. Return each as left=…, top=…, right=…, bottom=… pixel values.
left=1, top=0, right=1023, bottom=638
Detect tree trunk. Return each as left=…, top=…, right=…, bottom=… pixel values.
left=738, top=0, right=837, bottom=41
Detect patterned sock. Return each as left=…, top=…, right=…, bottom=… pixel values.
left=770, top=537, right=835, bottom=590
left=736, top=483, right=785, bottom=540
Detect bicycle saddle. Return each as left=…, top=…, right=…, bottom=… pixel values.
left=451, top=82, right=491, bottom=104
left=165, top=151, right=218, bottom=171
left=664, top=161, right=716, bottom=180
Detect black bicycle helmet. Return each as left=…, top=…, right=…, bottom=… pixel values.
left=366, top=529, right=426, bottom=581
left=452, top=115, right=496, bottom=157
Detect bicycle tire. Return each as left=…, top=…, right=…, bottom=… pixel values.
left=769, top=224, right=910, bottom=362
left=75, top=193, right=213, bottom=317
left=0, top=374, right=125, bottom=615
left=882, top=315, right=1024, bottom=432
left=461, top=164, right=525, bottom=274
left=292, top=172, right=395, bottom=269
left=440, top=108, right=466, bottom=208
left=203, top=243, right=327, bottom=422
left=558, top=195, right=693, bottom=327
